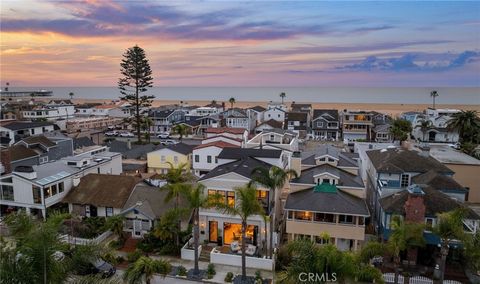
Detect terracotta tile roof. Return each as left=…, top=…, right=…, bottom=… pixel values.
left=205, top=127, right=246, bottom=134
left=2, top=145, right=39, bottom=162
left=20, top=135, right=56, bottom=148
left=193, top=141, right=239, bottom=150
left=63, top=174, right=140, bottom=208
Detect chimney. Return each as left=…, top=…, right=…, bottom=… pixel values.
left=72, top=176, right=81, bottom=187
left=127, top=139, right=132, bottom=150
left=404, top=184, right=426, bottom=223
left=0, top=149, right=12, bottom=174
left=290, top=151, right=302, bottom=176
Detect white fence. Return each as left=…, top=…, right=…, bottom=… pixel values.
left=383, top=273, right=461, bottom=284
left=210, top=247, right=274, bottom=271
left=180, top=238, right=202, bottom=261
left=409, top=276, right=433, bottom=284
left=60, top=230, right=112, bottom=245
left=383, top=272, right=404, bottom=284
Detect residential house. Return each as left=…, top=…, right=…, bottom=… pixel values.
left=14, top=134, right=74, bottom=165
left=66, top=116, right=122, bottom=133
left=365, top=147, right=460, bottom=228
left=290, top=103, right=312, bottom=115
left=284, top=183, right=369, bottom=251
left=74, top=103, right=102, bottom=116
left=221, top=108, right=256, bottom=132
left=264, top=107, right=286, bottom=123
left=205, top=127, right=248, bottom=142
left=300, top=145, right=359, bottom=174
left=22, top=100, right=75, bottom=121
left=378, top=184, right=479, bottom=264
left=248, top=105, right=266, bottom=125
left=107, top=140, right=162, bottom=175
left=197, top=115, right=222, bottom=134
left=411, top=108, right=460, bottom=143
left=147, top=143, right=194, bottom=174
left=254, top=119, right=283, bottom=134
left=246, top=129, right=299, bottom=152
left=202, top=134, right=243, bottom=147
left=0, top=150, right=122, bottom=218
left=311, top=109, right=340, bottom=141
left=189, top=106, right=221, bottom=117
left=372, top=124, right=393, bottom=143
left=149, top=108, right=186, bottom=133
left=428, top=144, right=480, bottom=204
left=341, top=110, right=374, bottom=141
left=284, top=112, right=309, bottom=138
left=0, top=121, right=55, bottom=146
left=192, top=141, right=240, bottom=177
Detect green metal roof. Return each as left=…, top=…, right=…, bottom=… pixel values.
left=313, top=183, right=337, bottom=193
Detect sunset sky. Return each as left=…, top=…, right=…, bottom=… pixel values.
left=1, top=0, right=479, bottom=87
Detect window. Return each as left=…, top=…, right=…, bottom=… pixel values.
left=173, top=156, right=178, bottom=163
left=328, top=158, right=335, bottom=162
left=314, top=213, right=335, bottom=223
left=315, top=235, right=330, bottom=245
left=58, top=182, right=64, bottom=193
left=400, top=174, right=410, bottom=187
left=51, top=184, right=58, bottom=195
left=227, top=191, right=235, bottom=207
left=294, top=211, right=312, bottom=221
left=32, top=186, right=41, bottom=204
left=339, top=215, right=354, bottom=224
left=215, top=156, right=218, bottom=163
left=317, top=122, right=324, bottom=128
left=207, top=155, right=212, bottom=163
left=287, top=210, right=293, bottom=219
left=277, top=114, right=280, bottom=118
left=425, top=218, right=434, bottom=230
left=39, top=156, right=48, bottom=164
left=161, top=155, right=166, bottom=162
left=43, top=186, right=53, bottom=198
left=106, top=207, right=114, bottom=217
left=1, top=185, right=14, bottom=201
left=67, top=161, right=76, bottom=166
left=195, top=155, right=199, bottom=163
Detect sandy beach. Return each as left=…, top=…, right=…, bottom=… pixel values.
left=43, top=98, right=480, bottom=117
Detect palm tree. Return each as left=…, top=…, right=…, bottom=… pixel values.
left=447, top=110, right=480, bottom=143
left=229, top=97, right=236, bottom=109
left=123, top=256, right=171, bottom=284
left=388, top=216, right=425, bottom=284
left=389, top=118, right=412, bottom=143
left=415, top=119, right=433, bottom=142
left=210, top=99, right=217, bottom=105
left=154, top=208, right=181, bottom=242
left=172, top=124, right=189, bottom=141
left=279, top=92, right=286, bottom=104
left=430, top=90, right=439, bottom=109
left=106, top=215, right=126, bottom=242
left=214, top=184, right=265, bottom=281
left=69, top=92, right=75, bottom=101
left=433, top=208, right=467, bottom=283
left=180, top=183, right=212, bottom=276
left=250, top=166, right=298, bottom=257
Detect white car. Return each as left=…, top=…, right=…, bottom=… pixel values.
left=105, top=131, right=118, bottom=136
left=157, top=132, right=170, bottom=139
left=119, top=132, right=135, bottom=138
left=160, top=139, right=178, bottom=146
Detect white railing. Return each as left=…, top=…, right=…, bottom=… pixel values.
left=409, top=276, right=433, bottom=284
left=210, top=247, right=273, bottom=271
left=180, top=238, right=202, bottom=261
left=60, top=230, right=112, bottom=245
left=383, top=273, right=404, bottom=284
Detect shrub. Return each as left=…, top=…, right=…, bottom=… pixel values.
left=224, top=272, right=234, bottom=282
left=207, top=263, right=216, bottom=279
left=102, top=252, right=119, bottom=265
left=116, top=255, right=125, bottom=264
left=152, top=141, right=160, bottom=146
left=136, top=240, right=154, bottom=253
left=275, top=246, right=291, bottom=271
left=127, top=250, right=142, bottom=263
left=177, top=265, right=187, bottom=276
left=108, top=239, right=124, bottom=250
left=255, top=270, right=262, bottom=280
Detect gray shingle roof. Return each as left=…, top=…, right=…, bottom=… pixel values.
left=2, top=121, right=54, bottom=130
left=199, top=157, right=272, bottom=181
left=285, top=187, right=369, bottom=216
left=291, top=164, right=364, bottom=188
left=313, top=109, right=339, bottom=121
left=218, top=148, right=282, bottom=159
left=366, top=148, right=453, bottom=174
left=166, top=142, right=194, bottom=155
left=73, top=137, right=95, bottom=149
left=412, top=170, right=466, bottom=192
left=301, top=145, right=358, bottom=168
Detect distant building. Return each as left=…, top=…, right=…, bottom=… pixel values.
left=408, top=108, right=460, bottom=143
left=0, top=121, right=56, bottom=146
left=284, top=112, right=309, bottom=138
left=311, top=109, right=340, bottom=141
left=341, top=110, right=374, bottom=141
left=147, top=143, right=194, bottom=174
left=22, top=100, right=74, bottom=121
left=66, top=116, right=122, bottom=133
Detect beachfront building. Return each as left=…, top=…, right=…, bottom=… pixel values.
left=290, top=103, right=312, bottom=115
left=192, top=141, right=239, bottom=177
left=146, top=143, right=194, bottom=174
left=0, top=148, right=121, bottom=219
left=246, top=129, right=299, bottom=152
left=74, top=103, right=102, bottom=116
left=222, top=108, right=256, bottom=132
left=248, top=105, right=266, bottom=125
left=205, top=127, right=248, bottom=141
left=149, top=108, right=186, bottom=133
left=284, top=112, right=309, bottom=138
left=410, top=108, right=460, bottom=143
left=341, top=110, right=374, bottom=142
left=310, top=109, right=340, bottom=140
left=0, top=120, right=55, bottom=146
left=254, top=119, right=283, bottom=134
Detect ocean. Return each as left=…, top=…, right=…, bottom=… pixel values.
left=3, top=87, right=480, bottom=104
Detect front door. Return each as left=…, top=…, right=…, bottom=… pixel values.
left=209, top=221, right=218, bottom=243
left=90, top=206, right=97, bottom=217
left=133, top=220, right=142, bottom=238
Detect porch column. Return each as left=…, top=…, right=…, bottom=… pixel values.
left=354, top=240, right=358, bottom=251
left=25, top=207, right=31, bottom=215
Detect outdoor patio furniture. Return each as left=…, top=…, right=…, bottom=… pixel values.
left=245, top=244, right=256, bottom=256
left=230, top=241, right=240, bottom=253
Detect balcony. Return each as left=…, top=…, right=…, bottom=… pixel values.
left=286, top=220, right=365, bottom=241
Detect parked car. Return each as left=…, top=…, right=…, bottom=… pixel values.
left=157, top=132, right=170, bottom=139
left=105, top=131, right=118, bottom=136
left=160, top=139, right=178, bottom=146
left=107, top=126, right=115, bottom=130
left=119, top=132, right=135, bottom=138
left=78, top=259, right=116, bottom=278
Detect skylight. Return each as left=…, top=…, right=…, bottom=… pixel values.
left=36, top=171, right=70, bottom=186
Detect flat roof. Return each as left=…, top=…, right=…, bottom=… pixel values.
left=428, top=145, right=480, bottom=165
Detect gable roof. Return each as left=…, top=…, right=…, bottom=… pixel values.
left=1, top=121, right=54, bottom=131
left=194, top=141, right=239, bottom=150
left=165, top=142, right=194, bottom=155
left=379, top=186, right=479, bottom=219
left=366, top=148, right=453, bottom=174
left=199, top=156, right=272, bottom=181
left=218, top=148, right=282, bottom=159
left=2, top=145, right=39, bottom=162
left=73, top=137, right=95, bottom=149
left=250, top=105, right=266, bottom=112
left=412, top=170, right=466, bottom=192
left=301, top=145, right=358, bottom=168
left=313, top=109, right=339, bottom=121
left=285, top=112, right=308, bottom=121
left=291, top=164, right=364, bottom=188
left=206, top=127, right=246, bottom=135
left=17, top=135, right=56, bottom=148
left=255, top=119, right=283, bottom=129
left=285, top=186, right=369, bottom=216
left=63, top=174, right=140, bottom=208
left=122, top=184, right=188, bottom=220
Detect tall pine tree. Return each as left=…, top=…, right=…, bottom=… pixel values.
left=118, top=45, right=154, bottom=143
